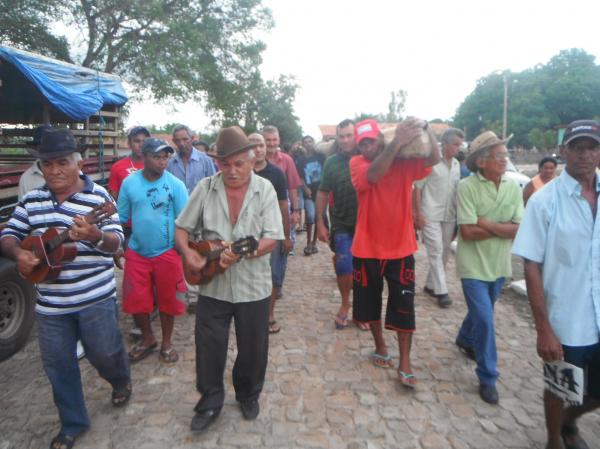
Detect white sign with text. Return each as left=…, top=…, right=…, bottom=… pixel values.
left=543, top=360, right=584, bottom=406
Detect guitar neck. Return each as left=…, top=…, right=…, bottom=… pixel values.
left=205, top=248, right=226, bottom=262
left=46, top=203, right=110, bottom=250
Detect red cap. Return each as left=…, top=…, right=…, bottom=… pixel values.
left=354, top=119, right=380, bottom=144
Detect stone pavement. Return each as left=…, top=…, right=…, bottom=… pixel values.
left=1, top=241, right=599, bottom=449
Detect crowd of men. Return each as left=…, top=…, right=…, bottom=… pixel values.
left=1, top=118, right=599, bottom=449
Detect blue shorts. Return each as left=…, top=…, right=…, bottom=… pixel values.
left=334, top=233, right=353, bottom=276
left=304, top=198, right=316, bottom=224
left=563, top=342, right=600, bottom=399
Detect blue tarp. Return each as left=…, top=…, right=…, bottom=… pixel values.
left=0, top=46, right=128, bottom=120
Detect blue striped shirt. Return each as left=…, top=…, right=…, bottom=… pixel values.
left=0, top=176, right=124, bottom=315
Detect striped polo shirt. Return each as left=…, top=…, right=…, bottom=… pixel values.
left=0, top=176, right=124, bottom=315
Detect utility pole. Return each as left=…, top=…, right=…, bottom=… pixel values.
left=502, top=75, right=508, bottom=139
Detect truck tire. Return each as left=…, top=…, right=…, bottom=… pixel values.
left=0, top=258, right=36, bottom=362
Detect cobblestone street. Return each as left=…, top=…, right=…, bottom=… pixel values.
left=1, top=241, right=599, bottom=449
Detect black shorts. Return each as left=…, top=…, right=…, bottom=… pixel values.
left=352, top=256, right=415, bottom=332
left=563, top=342, right=600, bottom=400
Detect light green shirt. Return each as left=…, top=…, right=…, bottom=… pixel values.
left=175, top=172, right=284, bottom=303
left=456, top=172, right=523, bottom=281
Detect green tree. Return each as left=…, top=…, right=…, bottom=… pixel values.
left=1, top=1, right=279, bottom=106
left=454, top=49, right=600, bottom=147
left=208, top=73, right=302, bottom=143
left=0, top=0, right=71, bottom=61
left=527, top=128, right=557, bottom=150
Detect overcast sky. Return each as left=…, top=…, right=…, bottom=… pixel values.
left=127, top=0, right=600, bottom=138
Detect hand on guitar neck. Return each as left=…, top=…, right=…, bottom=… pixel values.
left=182, top=236, right=259, bottom=285
left=68, top=215, right=103, bottom=243
left=16, top=202, right=116, bottom=283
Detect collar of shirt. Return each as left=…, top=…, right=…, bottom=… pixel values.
left=210, top=171, right=262, bottom=197
left=173, top=147, right=203, bottom=164
left=475, top=171, right=507, bottom=185
left=33, top=160, right=43, bottom=175
left=559, top=168, right=600, bottom=197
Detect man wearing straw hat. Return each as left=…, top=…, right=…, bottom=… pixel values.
left=455, top=130, right=523, bottom=405
left=175, top=126, right=283, bottom=433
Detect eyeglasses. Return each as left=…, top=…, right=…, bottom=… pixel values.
left=486, top=152, right=509, bottom=161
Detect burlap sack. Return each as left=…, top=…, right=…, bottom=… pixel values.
left=382, top=121, right=433, bottom=159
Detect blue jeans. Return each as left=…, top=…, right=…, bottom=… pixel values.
left=270, top=240, right=288, bottom=289
left=37, top=299, right=130, bottom=436
left=456, top=278, right=505, bottom=386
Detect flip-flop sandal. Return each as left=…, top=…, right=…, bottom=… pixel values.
left=303, top=246, right=312, bottom=256
left=561, top=424, right=590, bottom=449
left=269, top=320, right=281, bottom=334
left=128, top=341, right=158, bottom=362
left=371, top=352, right=394, bottom=368
left=50, top=433, right=76, bottom=449
left=354, top=320, right=370, bottom=331
left=334, top=314, right=349, bottom=330
left=398, top=370, right=417, bottom=389
left=112, top=382, right=132, bottom=407
left=159, top=347, right=179, bottom=364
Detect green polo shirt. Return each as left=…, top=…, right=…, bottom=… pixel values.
left=175, top=172, right=284, bottom=303
left=456, top=172, right=523, bottom=281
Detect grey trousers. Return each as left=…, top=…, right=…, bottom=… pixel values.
left=423, top=220, right=456, bottom=295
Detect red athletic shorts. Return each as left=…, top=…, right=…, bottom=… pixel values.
left=122, top=248, right=186, bottom=316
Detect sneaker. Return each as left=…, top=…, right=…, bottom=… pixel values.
left=437, top=294, right=452, bottom=308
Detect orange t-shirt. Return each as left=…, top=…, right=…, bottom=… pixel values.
left=350, top=156, right=431, bottom=259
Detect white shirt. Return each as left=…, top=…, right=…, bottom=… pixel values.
left=414, top=157, right=460, bottom=222
left=18, top=160, right=45, bottom=200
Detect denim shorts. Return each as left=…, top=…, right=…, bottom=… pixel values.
left=333, top=233, right=353, bottom=276
left=304, top=198, right=316, bottom=224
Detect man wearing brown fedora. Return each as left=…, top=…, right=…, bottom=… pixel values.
left=1, top=128, right=131, bottom=449
left=455, top=130, right=523, bottom=405
left=175, top=126, right=284, bottom=433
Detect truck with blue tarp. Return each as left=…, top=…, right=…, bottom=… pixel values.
left=0, top=45, right=128, bottom=361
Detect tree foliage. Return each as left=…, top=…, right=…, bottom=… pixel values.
left=453, top=49, right=600, bottom=149
left=209, top=73, right=303, bottom=143
left=0, top=0, right=303, bottom=136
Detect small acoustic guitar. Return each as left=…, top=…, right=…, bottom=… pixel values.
left=20, top=202, right=116, bottom=283
left=184, top=236, right=259, bottom=285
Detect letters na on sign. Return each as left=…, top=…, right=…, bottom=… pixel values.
left=543, top=361, right=584, bottom=406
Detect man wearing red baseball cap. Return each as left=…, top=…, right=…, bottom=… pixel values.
left=350, top=118, right=440, bottom=387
